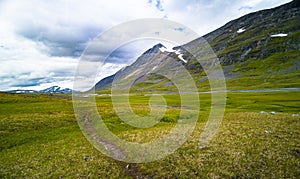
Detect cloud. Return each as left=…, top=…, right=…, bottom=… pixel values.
left=0, top=0, right=164, bottom=58
left=0, top=0, right=292, bottom=91
left=105, top=40, right=173, bottom=64
left=239, top=6, right=253, bottom=11
left=148, top=0, right=164, bottom=11
left=0, top=33, right=78, bottom=90
left=174, top=27, right=185, bottom=32
left=0, top=0, right=166, bottom=91
left=161, top=0, right=292, bottom=36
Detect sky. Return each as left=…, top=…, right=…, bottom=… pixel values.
left=0, top=0, right=292, bottom=91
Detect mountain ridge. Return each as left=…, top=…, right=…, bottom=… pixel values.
left=7, top=85, right=74, bottom=94
left=94, top=0, right=300, bottom=92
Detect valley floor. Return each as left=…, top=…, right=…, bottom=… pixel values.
left=0, top=92, right=299, bottom=178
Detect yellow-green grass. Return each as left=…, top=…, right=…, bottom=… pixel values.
left=0, top=92, right=299, bottom=178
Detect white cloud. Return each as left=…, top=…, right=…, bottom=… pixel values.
left=161, top=0, right=292, bottom=36
left=0, top=0, right=292, bottom=91
left=0, top=0, right=165, bottom=91
left=0, top=33, right=78, bottom=90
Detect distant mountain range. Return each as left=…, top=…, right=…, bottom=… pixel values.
left=94, top=0, right=300, bottom=92
left=8, top=86, right=73, bottom=94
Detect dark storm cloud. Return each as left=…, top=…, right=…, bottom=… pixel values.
left=81, top=40, right=157, bottom=64
left=8, top=75, right=74, bottom=88
left=18, top=25, right=102, bottom=57
left=11, top=78, right=44, bottom=87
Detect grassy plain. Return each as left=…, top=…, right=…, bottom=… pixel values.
left=0, top=92, right=299, bottom=178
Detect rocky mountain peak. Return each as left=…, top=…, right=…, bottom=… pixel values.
left=142, top=43, right=165, bottom=55
left=39, top=86, right=73, bottom=93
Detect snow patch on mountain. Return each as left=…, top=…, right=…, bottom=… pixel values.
left=159, top=46, right=176, bottom=53
left=270, top=33, right=288, bottom=37
left=39, top=86, right=73, bottom=93
left=7, top=86, right=74, bottom=94
left=237, top=27, right=246, bottom=33
left=159, top=47, right=187, bottom=63
left=177, top=54, right=187, bottom=63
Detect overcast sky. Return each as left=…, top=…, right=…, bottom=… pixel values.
left=0, top=0, right=292, bottom=91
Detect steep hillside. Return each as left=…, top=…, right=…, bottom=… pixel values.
left=181, top=0, right=300, bottom=89
left=94, top=43, right=191, bottom=93
left=94, top=0, right=300, bottom=93
left=94, top=43, right=169, bottom=91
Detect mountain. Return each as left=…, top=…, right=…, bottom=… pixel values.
left=7, top=86, right=73, bottom=94
left=94, top=43, right=166, bottom=89
left=94, top=43, right=181, bottom=91
left=94, top=0, right=300, bottom=92
left=39, top=86, right=73, bottom=94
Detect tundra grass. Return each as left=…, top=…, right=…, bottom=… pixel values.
left=0, top=92, right=299, bottom=178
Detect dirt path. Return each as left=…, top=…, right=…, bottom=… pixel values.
left=83, top=114, right=151, bottom=178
